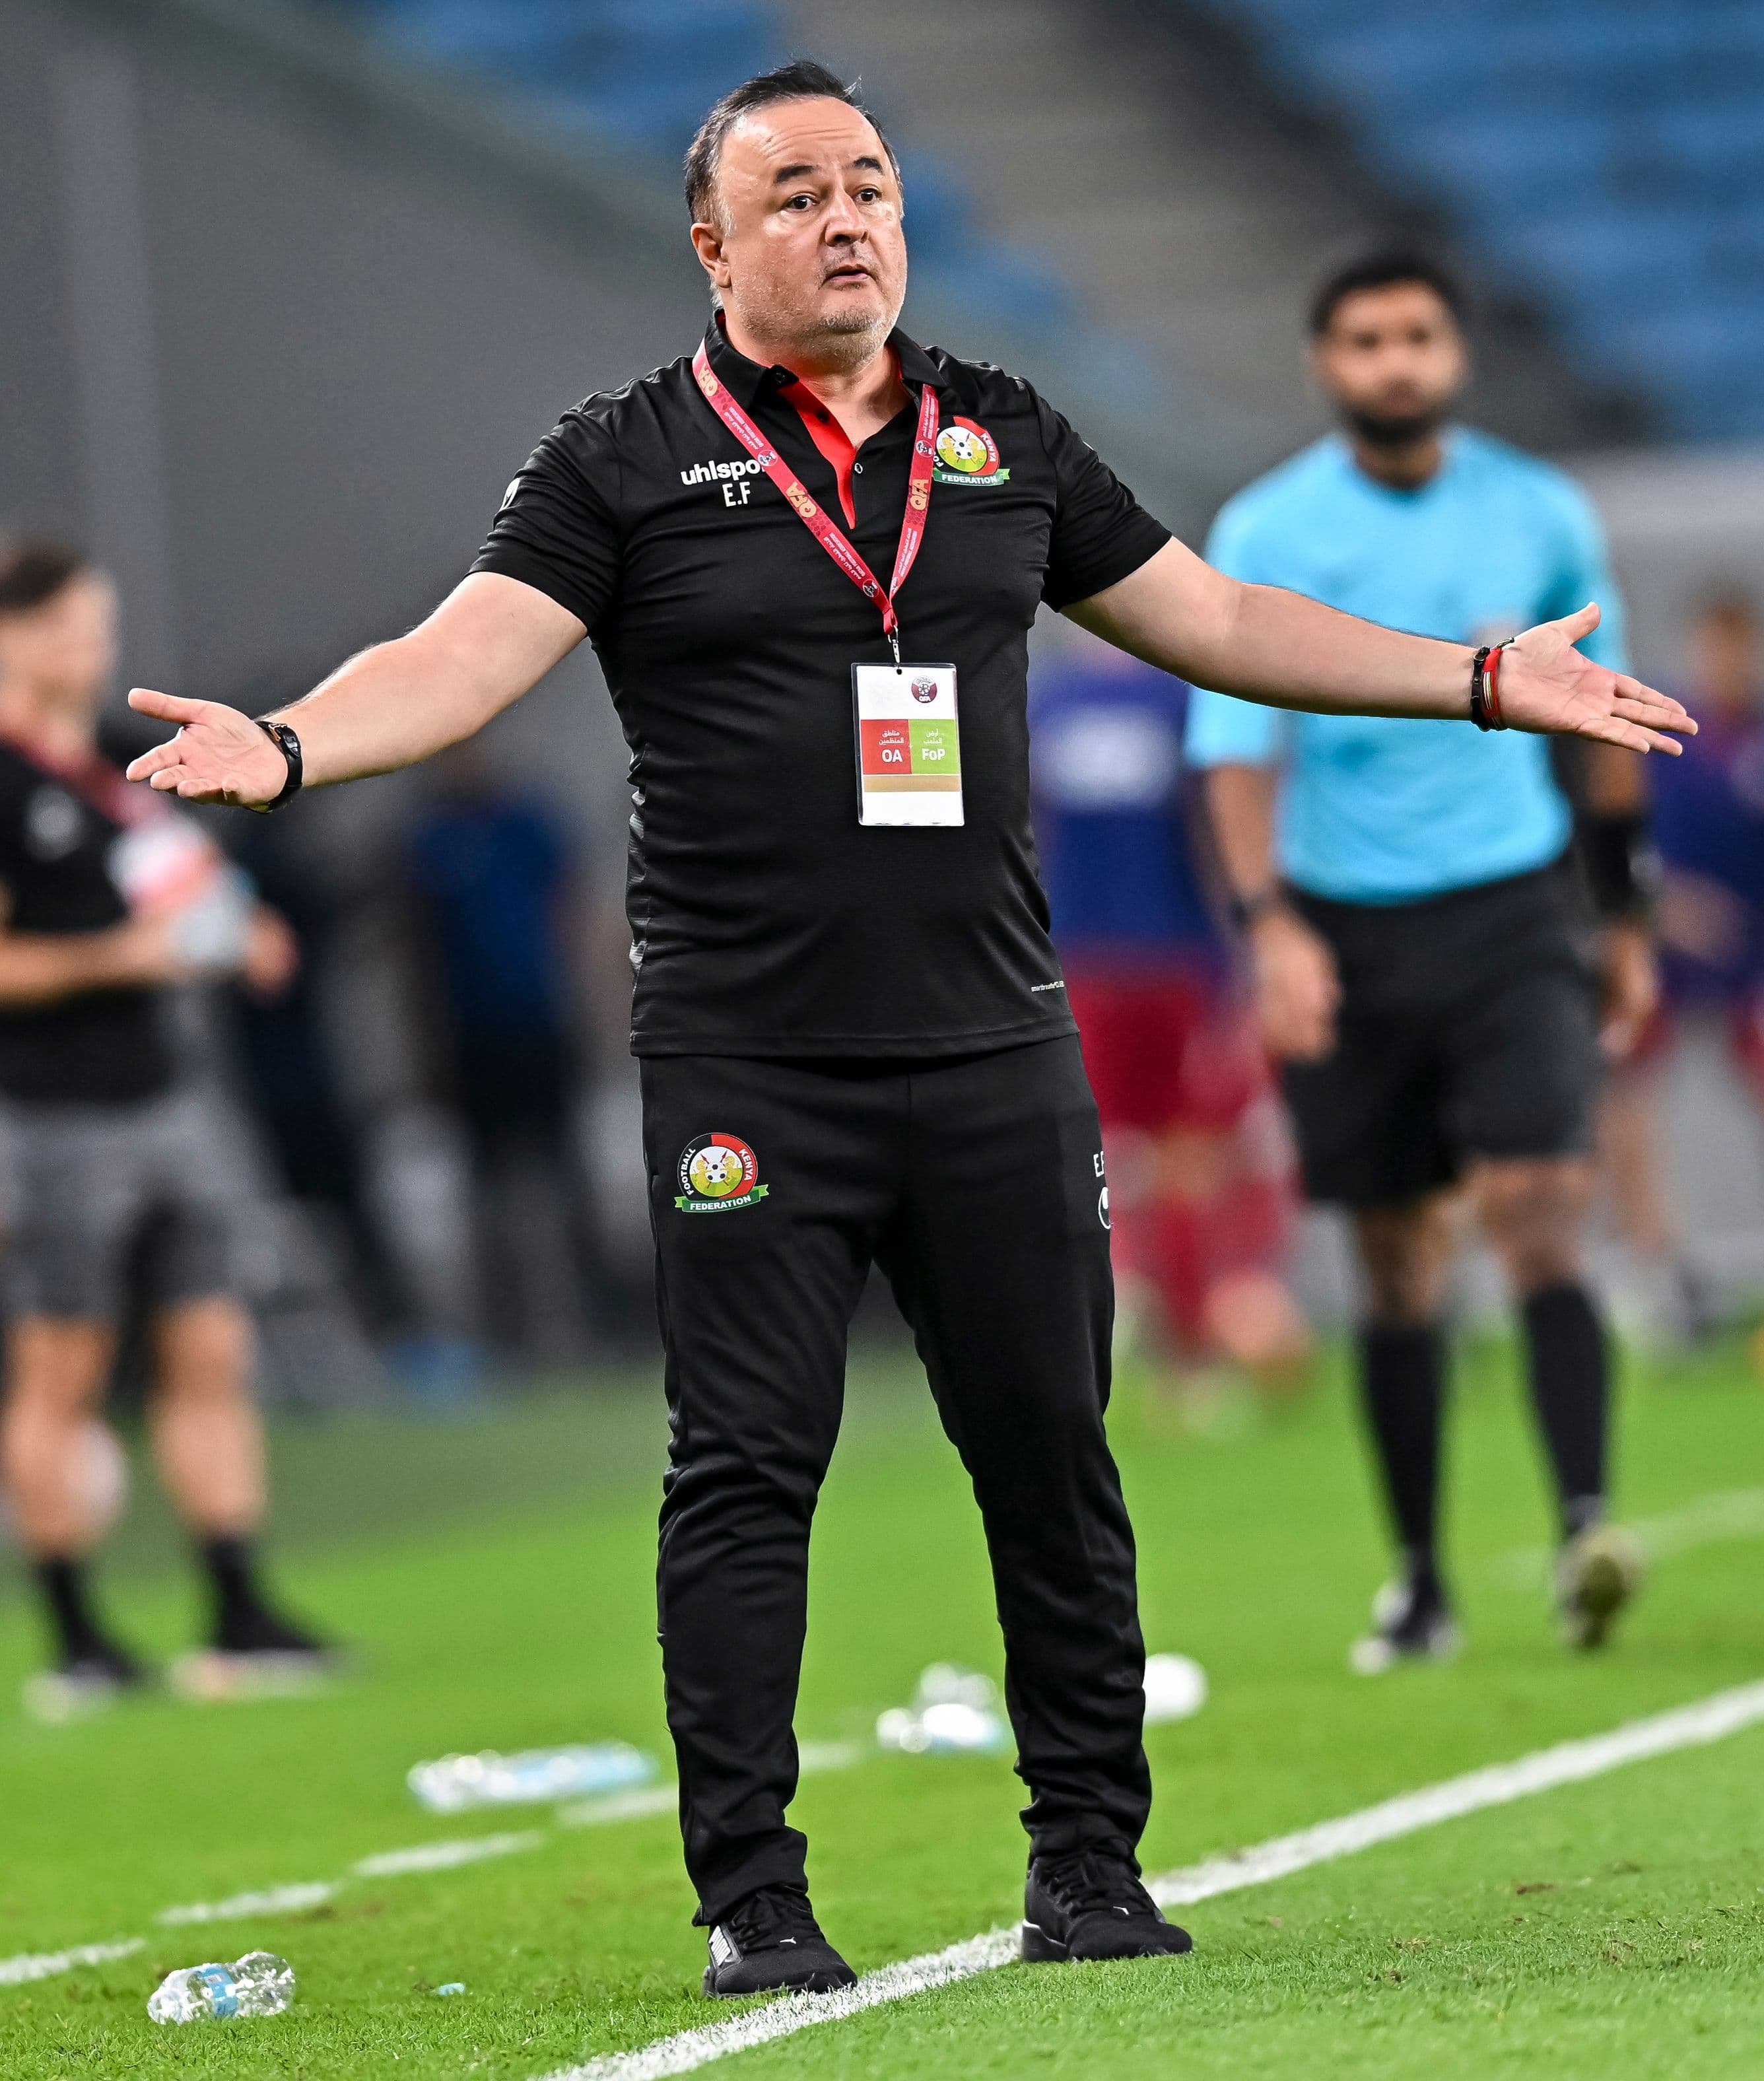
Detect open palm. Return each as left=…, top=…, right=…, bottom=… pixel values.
left=124, top=689, right=288, bottom=806
left=1500, top=604, right=1693, bottom=753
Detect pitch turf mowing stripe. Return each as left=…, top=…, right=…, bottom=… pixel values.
left=533, top=1676, right=1764, bottom=2081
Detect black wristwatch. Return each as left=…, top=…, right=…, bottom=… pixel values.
left=250, top=718, right=304, bottom=813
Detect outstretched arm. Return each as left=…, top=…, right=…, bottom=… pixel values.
left=1066, top=539, right=1693, bottom=755
left=126, top=574, right=587, bottom=807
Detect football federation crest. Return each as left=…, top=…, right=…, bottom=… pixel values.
left=910, top=676, right=939, bottom=703
left=675, top=1132, right=768, bottom=1212
left=932, top=417, right=1009, bottom=487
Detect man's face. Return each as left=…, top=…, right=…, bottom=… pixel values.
left=1688, top=609, right=1762, bottom=712
left=693, top=98, right=907, bottom=358
left=0, top=571, right=117, bottom=715
left=1310, top=282, right=1468, bottom=446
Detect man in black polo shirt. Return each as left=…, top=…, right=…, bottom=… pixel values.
left=127, top=63, right=1691, bottom=1996
left=0, top=539, right=328, bottom=1719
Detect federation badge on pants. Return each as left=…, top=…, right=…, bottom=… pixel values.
left=674, top=1133, right=767, bottom=1213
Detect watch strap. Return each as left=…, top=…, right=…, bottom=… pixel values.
left=252, top=718, right=303, bottom=812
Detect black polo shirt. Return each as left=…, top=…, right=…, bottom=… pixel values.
left=472, top=318, right=1170, bottom=1058
left=0, top=742, right=171, bottom=1104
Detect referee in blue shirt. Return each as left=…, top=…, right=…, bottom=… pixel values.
left=1188, top=252, right=1655, bottom=1670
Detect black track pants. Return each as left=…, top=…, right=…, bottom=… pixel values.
left=640, top=1035, right=1150, bottom=1923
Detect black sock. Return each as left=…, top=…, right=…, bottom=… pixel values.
left=1357, top=1322, right=1447, bottom=1598
left=1520, top=1281, right=1609, bottom=1540
left=199, top=1533, right=267, bottom=1639
left=34, top=1556, right=106, bottom=1664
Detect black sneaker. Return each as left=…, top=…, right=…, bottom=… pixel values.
left=172, top=1607, right=343, bottom=1701
left=215, top=1602, right=337, bottom=1660
left=1349, top=1579, right=1462, bottom=1676
left=1021, top=1849, right=1194, bottom=1963
left=702, top=1885, right=857, bottom=1998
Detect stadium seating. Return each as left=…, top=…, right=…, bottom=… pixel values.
left=327, top=0, right=1069, bottom=329
left=1182, top=0, right=1764, bottom=440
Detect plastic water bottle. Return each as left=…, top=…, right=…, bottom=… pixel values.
left=147, top=1950, right=294, bottom=2024
left=408, top=1741, right=656, bottom=1813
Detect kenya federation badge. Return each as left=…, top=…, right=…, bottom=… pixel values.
left=674, top=1132, right=768, bottom=1213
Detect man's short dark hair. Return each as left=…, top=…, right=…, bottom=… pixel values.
left=1308, top=250, right=1467, bottom=337
left=684, top=59, right=899, bottom=228
left=0, top=537, right=88, bottom=616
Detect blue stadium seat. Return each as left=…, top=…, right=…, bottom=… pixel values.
left=322, top=0, right=1066, bottom=330
left=1178, top=0, right=1764, bottom=439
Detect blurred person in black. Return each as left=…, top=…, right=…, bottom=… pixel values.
left=0, top=539, right=327, bottom=1714
left=121, top=68, right=1689, bottom=1993
left=1599, top=588, right=1764, bottom=1333
left=404, top=742, right=622, bottom=1359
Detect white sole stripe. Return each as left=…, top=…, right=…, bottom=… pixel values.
left=533, top=1677, right=1764, bottom=2081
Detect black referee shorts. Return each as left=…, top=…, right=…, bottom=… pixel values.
left=640, top=1034, right=1149, bottom=1924
left=1282, top=862, right=1600, bottom=1210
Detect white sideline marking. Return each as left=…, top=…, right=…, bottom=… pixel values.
left=1150, top=1676, right=1764, bottom=1907
left=558, top=1787, right=679, bottom=1828
left=533, top=1677, right=1764, bottom=2081
left=355, top=1830, right=544, bottom=1878
left=0, top=1938, right=144, bottom=1987
left=158, top=1882, right=339, bottom=1925
left=538, top=1932, right=1019, bottom=2081
left=797, top=1741, right=865, bottom=1775
left=2, top=1746, right=869, bottom=1997
left=556, top=1750, right=860, bottom=1829
left=1495, top=1486, right=1764, bottom=1587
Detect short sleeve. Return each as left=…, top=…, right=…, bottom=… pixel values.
left=470, top=414, right=623, bottom=634
left=1544, top=479, right=1628, bottom=675
left=1034, top=393, right=1171, bottom=611
left=1184, top=686, right=1285, bottom=768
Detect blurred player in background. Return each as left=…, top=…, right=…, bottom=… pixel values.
left=405, top=743, right=624, bottom=1361
left=1030, top=626, right=1308, bottom=1394
left=1599, top=588, right=1764, bottom=1332
left=1187, top=253, right=1656, bottom=1670
left=0, top=539, right=325, bottom=1714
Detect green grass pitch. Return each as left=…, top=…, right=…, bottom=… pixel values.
left=2, top=1334, right=1762, bottom=2080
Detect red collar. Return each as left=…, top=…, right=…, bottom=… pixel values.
left=779, top=351, right=901, bottom=529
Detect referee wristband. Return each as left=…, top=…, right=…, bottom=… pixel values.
left=1469, top=644, right=1508, bottom=731
left=1578, top=809, right=1660, bottom=920
left=250, top=718, right=304, bottom=813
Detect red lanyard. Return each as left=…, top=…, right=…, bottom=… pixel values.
left=693, top=340, right=939, bottom=664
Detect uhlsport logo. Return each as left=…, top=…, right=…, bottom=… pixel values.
left=933, top=417, right=1008, bottom=487
left=675, top=1132, right=768, bottom=1213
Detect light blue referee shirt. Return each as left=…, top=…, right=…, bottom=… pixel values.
left=1184, top=428, right=1627, bottom=903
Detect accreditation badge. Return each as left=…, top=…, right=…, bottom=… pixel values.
left=852, top=664, right=963, bottom=827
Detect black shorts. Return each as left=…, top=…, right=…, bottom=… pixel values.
left=1281, top=862, right=1600, bottom=1208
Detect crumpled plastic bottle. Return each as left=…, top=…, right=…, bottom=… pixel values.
left=147, top=1950, right=294, bottom=2024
